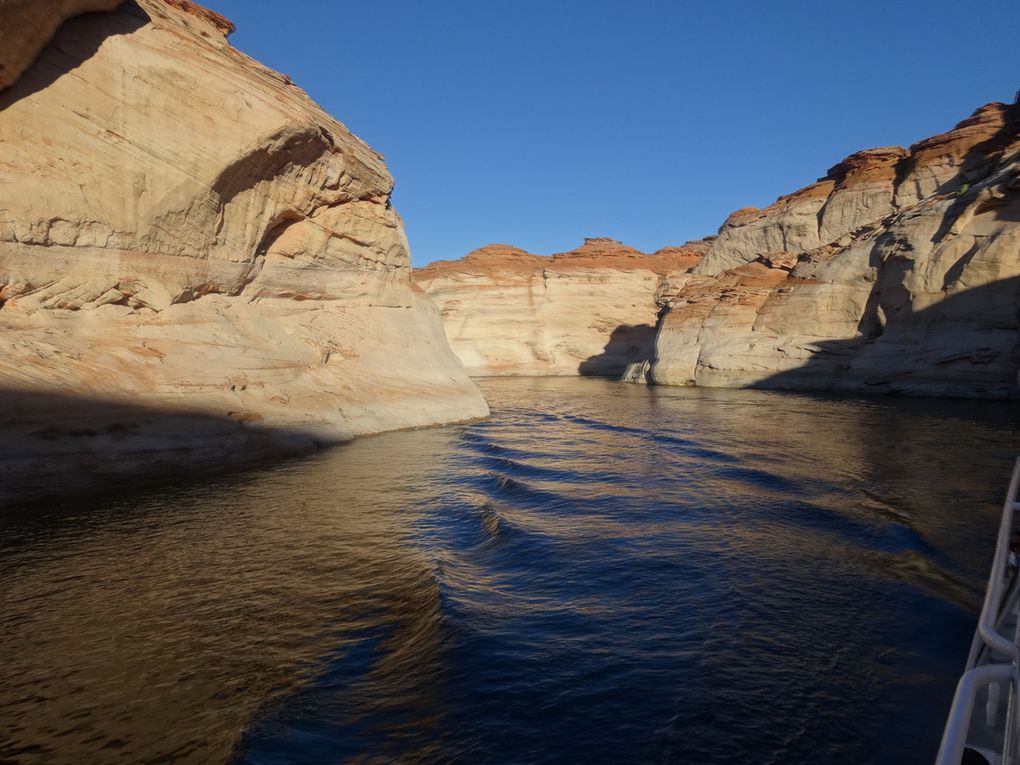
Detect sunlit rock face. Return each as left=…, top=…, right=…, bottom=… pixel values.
left=414, top=238, right=708, bottom=379
left=652, top=98, right=1020, bottom=398
left=0, top=0, right=487, bottom=500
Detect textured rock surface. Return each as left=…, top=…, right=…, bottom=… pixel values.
left=415, top=238, right=708, bottom=378
left=0, top=0, right=487, bottom=502
left=653, top=98, right=1020, bottom=398
left=695, top=147, right=909, bottom=276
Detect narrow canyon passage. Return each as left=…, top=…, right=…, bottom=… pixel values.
left=1, top=379, right=1018, bottom=764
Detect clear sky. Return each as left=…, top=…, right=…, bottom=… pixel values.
left=203, top=0, right=1019, bottom=266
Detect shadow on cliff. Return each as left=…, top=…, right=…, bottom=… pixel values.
left=0, top=1, right=150, bottom=112
left=928, top=98, right=1020, bottom=246
left=752, top=275, right=1020, bottom=397
left=851, top=103, right=1020, bottom=342
left=0, top=387, right=335, bottom=510
left=579, top=324, right=657, bottom=377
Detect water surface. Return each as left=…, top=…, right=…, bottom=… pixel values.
left=2, top=378, right=1019, bottom=764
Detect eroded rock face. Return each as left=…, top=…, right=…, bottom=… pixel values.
left=653, top=98, right=1020, bottom=398
left=0, top=0, right=487, bottom=502
left=415, top=238, right=708, bottom=378
left=696, top=146, right=910, bottom=276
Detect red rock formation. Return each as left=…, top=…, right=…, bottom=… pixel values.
left=157, top=0, right=235, bottom=35
left=418, top=238, right=707, bottom=281
left=415, top=238, right=709, bottom=378
left=895, top=100, right=1020, bottom=206
left=828, top=147, right=907, bottom=187
left=654, top=96, right=1020, bottom=398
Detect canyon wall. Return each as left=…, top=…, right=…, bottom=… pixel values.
left=0, top=0, right=487, bottom=503
left=415, top=238, right=707, bottom=378
left=652, top=99, right=1020, bottom=398
left=420, top=98, right=1019, bottom=398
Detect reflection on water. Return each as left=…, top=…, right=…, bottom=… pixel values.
left=1, top=378, right=1019, bottom=764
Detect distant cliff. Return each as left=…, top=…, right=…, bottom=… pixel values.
left=419, top=97, right=1020, bottom=398
left=415, top=238, right=707, bottom=377
left=0, top=0, right=487, bottom=502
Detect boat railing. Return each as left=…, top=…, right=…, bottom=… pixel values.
left=936, top=457, right=1020, bottom=765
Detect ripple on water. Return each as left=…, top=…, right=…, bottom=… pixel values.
left=0, top=378, right=1018, bottom=764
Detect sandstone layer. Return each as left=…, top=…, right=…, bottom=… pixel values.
left=415, top=238, right=708, bottom=378
left=652, top=98, right=1020, bottom=397
left=0, top=0, right=487, bottom=503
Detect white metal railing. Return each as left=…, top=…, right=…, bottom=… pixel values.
left=936, top=457, right=1020, bottom=765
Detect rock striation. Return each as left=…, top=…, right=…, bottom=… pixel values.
left=0, top=0, right=487, bottom=503
left=652, top=97, right=1020, bottom=397
left=414, top=238, right=708, bottom=378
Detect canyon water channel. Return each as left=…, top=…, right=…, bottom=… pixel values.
left=2, top=378, right=1019, bottom=764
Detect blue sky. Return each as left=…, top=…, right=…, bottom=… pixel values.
left=204, top=1, right=1019, bottom=266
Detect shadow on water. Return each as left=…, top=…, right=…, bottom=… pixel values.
left=0, top=387, right=332, bottom=509
left=755, top=275, right=1020, bottom=396
left=577, top=323, right=656, bottom=376
left=0, top=423, right=464, bottom=764
left=0, top=1, right=150, bottom=112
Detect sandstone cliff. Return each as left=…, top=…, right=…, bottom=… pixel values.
left=416, top=97, right=1019, bottom=398
left=414, top=238, right=708, bottom=378
left=652, top=98, right=1020, bottom=397
left=0, top=0, right=487, bottom=503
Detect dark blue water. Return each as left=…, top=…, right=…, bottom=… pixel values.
left=2, top=378, right=1019, bottom=764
